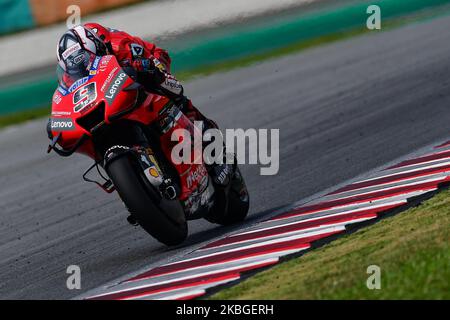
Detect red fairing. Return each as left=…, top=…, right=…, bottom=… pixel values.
left=50, top=54, right=207, bottom=201
left=159, top=113, right=207, bottom=201
left=51, top=56, right=137, bottom=158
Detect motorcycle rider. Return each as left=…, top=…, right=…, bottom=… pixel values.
left=52, top=24, right=233, bottom=187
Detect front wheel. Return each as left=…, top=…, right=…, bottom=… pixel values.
left=205, top=165, right=250, bottom=225
left=106, top=154, right=187, bottom=246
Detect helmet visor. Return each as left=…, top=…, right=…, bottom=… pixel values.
left=57, top=49, right=96, bottom=89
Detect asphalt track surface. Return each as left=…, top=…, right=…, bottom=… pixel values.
left=1, top=14, right=450, bottom=299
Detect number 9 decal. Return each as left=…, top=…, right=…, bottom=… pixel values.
left=73, top=82, right=97, bottom=113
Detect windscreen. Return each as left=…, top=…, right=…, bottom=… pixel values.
left=57, top=50, right=97, bottom=90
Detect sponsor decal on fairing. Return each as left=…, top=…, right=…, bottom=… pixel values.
left=68, top=77, right=89, bottom=93
left=101, top=66, right=119, bottom=92
left=99, top=55, right=113, bottom=72
left=51, top=118, right=75, bottom=131
left=105, top=72, right=128, bottom=105
left=51, top=111, right=71, bottom=117
left=53, top=92, right=62, bottom=104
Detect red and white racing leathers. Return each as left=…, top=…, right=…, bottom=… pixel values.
left=84, top=23, right=215, bottom=127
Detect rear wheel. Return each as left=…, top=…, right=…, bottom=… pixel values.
left=106, top=154, right=187, bottom=246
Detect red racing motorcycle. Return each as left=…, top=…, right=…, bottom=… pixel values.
left=47, top=53, right=249, bottom=245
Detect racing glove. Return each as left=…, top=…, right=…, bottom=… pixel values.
left=132, top=57, right=184, bottom=100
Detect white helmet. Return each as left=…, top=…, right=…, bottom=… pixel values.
left=56, top=25, right=107, bottom=73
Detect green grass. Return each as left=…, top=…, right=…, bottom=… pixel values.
left=210, top=189, right=450, bottom=300
left=0, top=106, right=50, bottom=128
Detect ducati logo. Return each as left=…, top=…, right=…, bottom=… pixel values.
left=130, top=43, right=144, bottom=57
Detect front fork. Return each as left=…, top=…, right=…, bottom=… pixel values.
left=134, top=146, right=178, bottom=200
left=101, top=144, right=178, bottom=201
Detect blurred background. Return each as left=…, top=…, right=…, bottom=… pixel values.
left=0, top=0, right=141, bottom=34
left=1, top=0, right=450, bottom=299
left=1, top=0, right=449, bottom=126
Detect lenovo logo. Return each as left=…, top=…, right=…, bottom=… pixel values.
left=105, top=72, right=128, bottom=104
left=51, top=118, right=75, bottom=131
